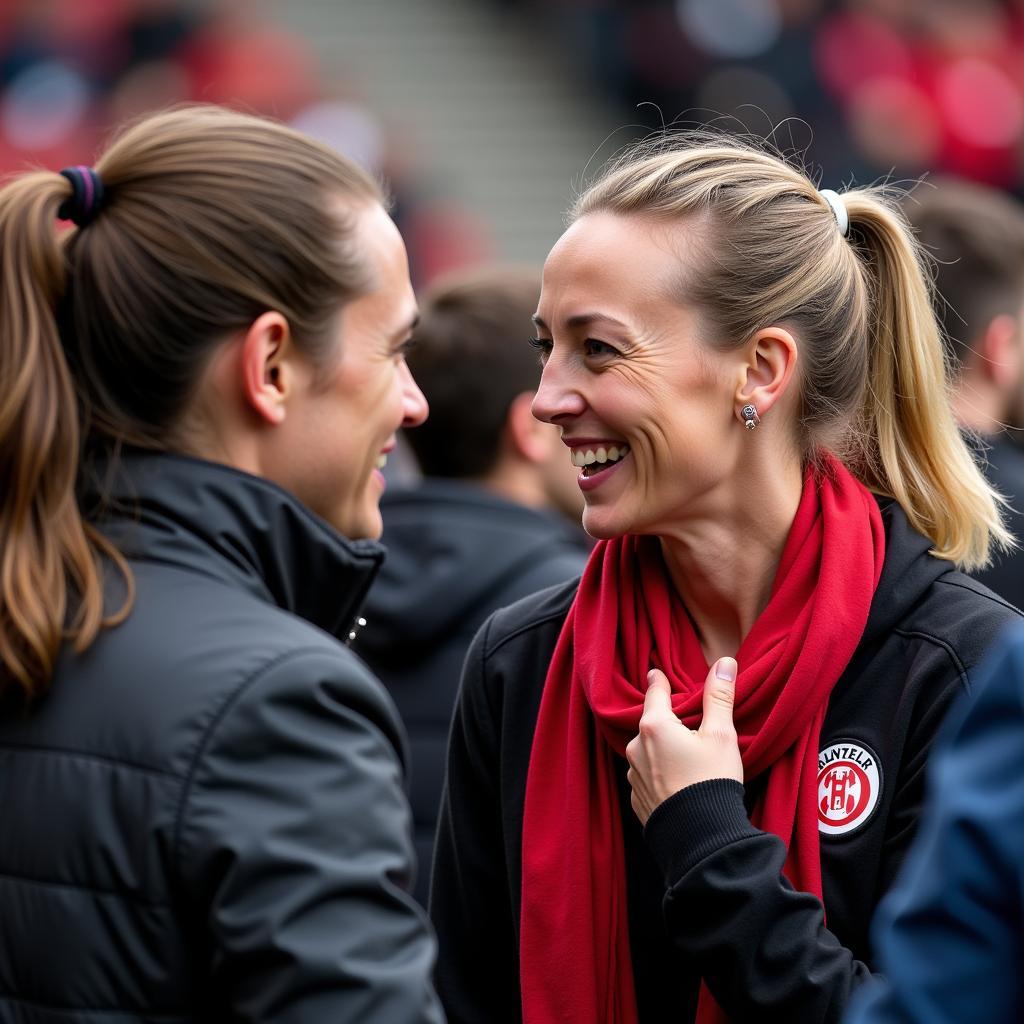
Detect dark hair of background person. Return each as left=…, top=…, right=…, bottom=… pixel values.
left=403, top=267, right=541, bottom=478
left=907, top=179, right=1024, bottom=373
left=0, top=104, right=382, bottom=699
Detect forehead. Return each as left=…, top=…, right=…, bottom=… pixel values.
left=347, top=202, right=417, bottom=331
left=539, top=212, right=696, bottom=324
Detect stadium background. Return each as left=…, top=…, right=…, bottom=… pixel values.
left=1, top=0, right=1022, bottom=286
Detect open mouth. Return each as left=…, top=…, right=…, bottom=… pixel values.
left=571, top=444, right=630, bottom=478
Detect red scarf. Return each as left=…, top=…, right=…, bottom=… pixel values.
left=519, top=456, right=885, bottom=1023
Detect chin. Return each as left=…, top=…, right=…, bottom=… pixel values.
left=581, top=509, right=630, bottom=541
left=333, top=506, right=383, bottom=542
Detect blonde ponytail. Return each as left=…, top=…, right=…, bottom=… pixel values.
left=841, top=191, right=1011, bottom=569
left=575, top=133, right=1009, bottom=570
left=0, top=173, right=130, bottom=698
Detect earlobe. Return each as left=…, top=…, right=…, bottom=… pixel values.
left=735, top=326, right=799, bottom=425
left=240, top=311, right=293, bottom=426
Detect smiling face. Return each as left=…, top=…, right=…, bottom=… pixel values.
left=531, top=211, right=748, bottom=540
left=281, top=203, right=427, bottom=540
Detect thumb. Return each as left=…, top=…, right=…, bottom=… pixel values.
left=642, top=668, right=674, bottom=719
left=701, top=657, right=737, bottom=734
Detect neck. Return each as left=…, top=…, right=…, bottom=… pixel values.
left=659, top=452, right=804, bottom=664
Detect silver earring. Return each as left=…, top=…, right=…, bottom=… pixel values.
left=741, top=404, right=760, bottom=430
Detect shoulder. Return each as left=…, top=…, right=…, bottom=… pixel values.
left=872, top=499, right=1023, bottom=690
left=898, top=568, right=1022, bottom=689
left=477, top=576, right=579, bottom=659
left=454, top=578, right=578, bottom=732
left=57, top=564, right=404, bottom=777
left=182, top=593, right=406, bottom=771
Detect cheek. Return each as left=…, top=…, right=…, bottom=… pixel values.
left=370, top=366, right=406, bottom=427
left=341, top=365, right=401, bottom=444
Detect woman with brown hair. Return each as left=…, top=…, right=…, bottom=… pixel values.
left=0, top=105, right=440, bottom=1020
left=429, top=137, right=1022, bottom=1023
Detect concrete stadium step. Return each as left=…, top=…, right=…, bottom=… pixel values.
left=268, top=0, right=623, bottom=264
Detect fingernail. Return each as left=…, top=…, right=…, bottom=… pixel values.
left=715, top=658, right=737, bottom=682
left=646, top=669, right=657, bottom=689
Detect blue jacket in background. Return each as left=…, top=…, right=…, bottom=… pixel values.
left=846, top=622, right=1024, bottom=1024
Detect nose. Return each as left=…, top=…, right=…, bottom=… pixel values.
left=401, top=360, right=429, bottom=427
left=531, top=355, right=586, bottom=425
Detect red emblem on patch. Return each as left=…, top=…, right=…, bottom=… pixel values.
left=817, top=741, right=881, bottom=836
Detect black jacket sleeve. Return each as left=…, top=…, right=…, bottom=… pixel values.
left=174, top=647, right=443, bottom=1023
left=645, top=779, right=869, bottom=1023
left=430, top=619, right=522, bottom=1024
left=641, top=633, right=983, bottom=1022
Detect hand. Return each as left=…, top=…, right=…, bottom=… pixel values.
left=625, top=659, right=743, bottom=825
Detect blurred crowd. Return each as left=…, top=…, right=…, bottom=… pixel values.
left=0, top=0, right=491, bottom=285
left=524, top=0, right=1024, bottom=194
left=2, top=3, right=1024, bottom=1018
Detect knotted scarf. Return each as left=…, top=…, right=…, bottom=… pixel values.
left=520, top=455, right=885, bottom=1023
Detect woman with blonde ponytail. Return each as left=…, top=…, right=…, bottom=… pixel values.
left=0, top=107, right=442, bottom=1021
left=431, top=135, right=1021, bottom=1024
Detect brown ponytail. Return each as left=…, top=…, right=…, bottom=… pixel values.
left=841, top=192, right=1011, bottom=569
left=0, top=174, right=131, bottom=698
left=0, top=104, right=385, bottom=698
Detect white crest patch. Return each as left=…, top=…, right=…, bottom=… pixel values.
left=817, top=739, right=882, bottom=837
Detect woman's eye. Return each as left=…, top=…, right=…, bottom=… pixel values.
left=528, top=336, right=553, bottom=362
left=584, top=339, right=619, bottom=358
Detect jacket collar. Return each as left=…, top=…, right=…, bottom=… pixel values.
left=859, top=496, right=953, bottom=644
left=83, top=451, right=385, bottom=644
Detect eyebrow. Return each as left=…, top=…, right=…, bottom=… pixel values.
left=531, top=312, right=629, bottom=331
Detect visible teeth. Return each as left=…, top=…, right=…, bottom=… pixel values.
left=376, top=454, right=388, bottom=469
left=571, top=444, right=630, bottom=468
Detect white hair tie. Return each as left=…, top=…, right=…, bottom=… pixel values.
left=818, top=188, right=849, bottom=237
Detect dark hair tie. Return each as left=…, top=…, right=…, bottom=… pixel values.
left=58, top=165, right=106, bottom=227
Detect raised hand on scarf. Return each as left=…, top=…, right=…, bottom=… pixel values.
left=625, top=659, right=744, bottom=825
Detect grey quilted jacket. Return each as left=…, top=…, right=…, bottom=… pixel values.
left=0, top=452, right=442, bottom=1024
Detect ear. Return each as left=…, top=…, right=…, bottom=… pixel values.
left=734, top=326, right=799, bottom=425
left=976, top=314, right=1019, bottom=390
left=239, top=311, right=296, bottom=426
left=505, top=390, right=550, bottom=463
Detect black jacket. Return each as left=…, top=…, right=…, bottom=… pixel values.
left=0, top=453, right=443, bottom=1023
left=357, top=479, right=588, bottom=905
left=970, top=432, right=1024, bottom=609
left=429, top=499, right=1021, bottom=1024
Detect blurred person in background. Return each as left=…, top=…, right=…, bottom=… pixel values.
left=905, top=178, right=1024, bottom=608
left=357, top=267, right=589, bottom=907
left=0, top=105, right=442, bottom=1021
left=844, top=620, right=1024, bottom=1024
left=430, top=136, right=1021, bottom=1024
